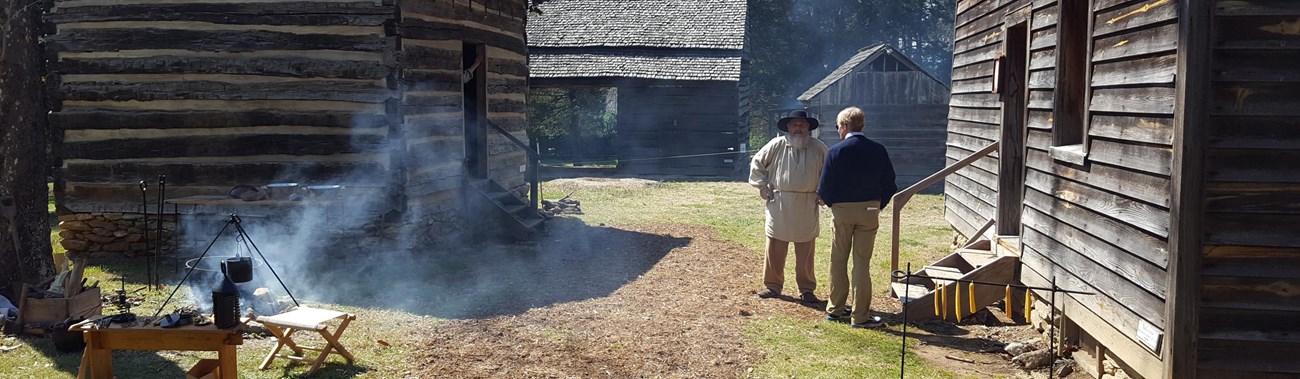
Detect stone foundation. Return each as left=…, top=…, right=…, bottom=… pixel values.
left=57, top=212, right=177, bottom=256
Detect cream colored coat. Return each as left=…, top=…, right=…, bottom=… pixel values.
left=749, top=135, right=829, bottom=243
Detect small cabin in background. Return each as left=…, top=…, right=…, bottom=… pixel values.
left=897, top=0, right=1300, bottom=378
left=45, top=0, right=544, bottom=252
left=526, top=0, right=749, bottom=177
left=798, top=44, right=950, bottom=192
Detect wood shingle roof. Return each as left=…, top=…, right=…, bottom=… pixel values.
left=526, top=0, right=746, bottom=81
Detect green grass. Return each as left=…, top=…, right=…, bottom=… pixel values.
left=15, top=180, right=958, bottom=378
left=543, top=181, right=960, bottom=378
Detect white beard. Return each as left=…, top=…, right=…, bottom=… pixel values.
left=787, top=134, right=810, bottom=149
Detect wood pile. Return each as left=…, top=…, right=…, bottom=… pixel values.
left=11, top=258, right=103, bottom=335
left=542, top=198, right=582, bottom=215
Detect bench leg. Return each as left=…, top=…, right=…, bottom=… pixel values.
left=259, top=324, right=303, bottom=370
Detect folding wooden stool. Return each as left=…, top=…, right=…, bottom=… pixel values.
left=256, top=307, right=356, bottom=376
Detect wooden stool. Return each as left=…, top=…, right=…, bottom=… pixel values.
left=256, top=307, right=356, bottom=376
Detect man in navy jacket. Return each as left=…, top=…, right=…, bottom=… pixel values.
left=817, top=106, right=897, bottom=328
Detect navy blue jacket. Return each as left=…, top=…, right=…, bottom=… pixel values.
left=817, top=134, right=898, bottom=207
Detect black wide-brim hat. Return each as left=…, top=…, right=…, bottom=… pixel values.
left=778, top=109, right=820, bottom=132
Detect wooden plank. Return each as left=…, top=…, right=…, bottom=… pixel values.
left=952, top=61, right=996, bottom=81
left=952, top=76, right=995, bottom=94
left=955, top=26, right=1005, bottom=55
left=949, top=120, right=1000, bottom=141
left=1023, top=206, right=1168, bottom=296
left=1092, top=23, right=1179, bottom=62
left=1030, top=26, right=1058, bottom=51
left=1025, top=169, right=1170, bottom=236
left=1027, top=110, right=1053, bottom=130
left=63, top=161, right=386, bottom=186
left=44, top=2, right=394, bottom=25
left=1019, top=258, right=1166, bottom=379
left=953, top=43, right=1002, bottom=68
left=1212, top=82, right=1300, bottom=116
left=1091, top=53, right=1178, bottom=87
left=1207, top=148, right=1300, bottom=183
left=47, top=28, right=393, bottom=53
left=64, top=134, right=387, bottom=159
left=1206, top=212, right=1300, bottom=248
left=400, top=18, right=525, bottom=54
left=949, top=93, right=1002, bottom=108
left=55, top=55, right=389, bottom=79
left=61, top=78, right=390, bottom=102
left=1206, top=181, right=1300, bottom=215
left=51, top=109, right=388, bottom=130
left=1026, top=147, right=1170, bottom=207
left=1197, top=339, right=1300, bottom=375
left=1216, top=0, right=1300, bottom=16
left=1214, top=14, right=1300, bottom=49
left=1030, top=48, right=1058, bottom=70
left=948, top=107, right=1001, bottom=124
left=1213, top=48, right=1300, bottom=82
left=1089, top=87, right=1177, bottom=114
left=1088, top=137, right=1174, bottom=176
left=1022, top=227, right=1167, bottom=327
left=1093, top=0, right=1178, bottom=37
left=1028, top=89, right=1055, bottom=110
left=1032, top=3, right=1059, bottom=30
left=1024, top=187, right=1169, bottom=267
left=1202, top=281, right=1300, bottom=316
left=1089, top=113, right=1175, bottom=145
left=1028, top=69, right=1056, bottom=89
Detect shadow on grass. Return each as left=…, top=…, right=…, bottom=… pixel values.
left=877, top=314, right=1010, bottom=355
left=22, top=336, right=187, bottom=378
left=274, top=361, right=370, bottom=379
left=290, top=217, right=691, bottom=319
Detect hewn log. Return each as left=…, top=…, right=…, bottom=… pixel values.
left=47, top=28, right=393, bottom=53
left=64, top=161, right=388, bottom=186
left=45, top=2, right=394, bottom=25
left=52, top=109, right=388, bottom=130
left=61, top=78, right=390, bottom=102
left=64, top=134, right=387, bottom=159
left=56, top=55, right=390, bottom=79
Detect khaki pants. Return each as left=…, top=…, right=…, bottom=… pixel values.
left=826, top=201, right=880, bottom=324
left=763, top=237, right=816, bottom=294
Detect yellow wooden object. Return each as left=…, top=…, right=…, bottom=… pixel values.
left=934, top=285, right=941, bottom=317
left=1024, top=289, right=1033, bottom=322
left=955, top=282, right=963, bottom=322
left=1005, top=285, right=1013, bottom=319
left=969, top=282, right=977, bottom=314
left=941, top=285, right=948, bottom=320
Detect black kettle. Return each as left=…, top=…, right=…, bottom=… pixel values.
left=221, top=256, right=253, bottom=283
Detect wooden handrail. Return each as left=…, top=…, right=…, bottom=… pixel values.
left=890, top=141, right=1000, bottom=276
left=487, top=121, right=541, bottom=211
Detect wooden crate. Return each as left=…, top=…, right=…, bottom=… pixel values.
left=17, top=285, right=101, bottom=335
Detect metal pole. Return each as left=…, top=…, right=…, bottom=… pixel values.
left=140, top=180, right=152, bottom=289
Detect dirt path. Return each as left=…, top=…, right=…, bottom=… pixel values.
left=412, top=224, right=1046, bottom=378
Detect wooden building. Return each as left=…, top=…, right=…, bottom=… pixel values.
left=798, top=44, right=950, bottom=192
left=526, top=0, right=749, bottom=177
left=44, top=0, right=543, bottom=239
left=886, top=0, right=1300, bottom=377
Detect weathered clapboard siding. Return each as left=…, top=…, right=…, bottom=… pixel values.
left=943, top=1, right=1194, bottom=377
left=45, top=0, right=402, bottom=211
left=1196, top=2, right=1300, bottom=376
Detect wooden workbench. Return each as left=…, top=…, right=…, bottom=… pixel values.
left=72, top=316, right=249, bottom=379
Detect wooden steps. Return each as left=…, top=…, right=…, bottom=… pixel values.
left=469, top=179, right=545, bottom=238
left=892, top=240, right=1019, bottom=321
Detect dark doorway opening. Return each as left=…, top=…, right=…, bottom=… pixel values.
left=463, top=42, right=488, bottom=179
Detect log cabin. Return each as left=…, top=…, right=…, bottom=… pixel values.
left=43, top=0, right=544, bottom=252
left=526, top=0, right=750, bottom=177
left=798, top=44, right=951, bottom=193
left=888, top=0, right=1300, bottom=378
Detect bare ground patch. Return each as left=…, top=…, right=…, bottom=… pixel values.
left=412, top=223, right=1072, bottom=378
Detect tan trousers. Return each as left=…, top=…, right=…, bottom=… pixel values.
left=763, top=237, right=817, bottom=294
left=826, top=201, right=880, bottom=324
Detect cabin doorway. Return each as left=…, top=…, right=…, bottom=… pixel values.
left=463, top=42, right=488, bottom=179
left=997, top=22, right=1029, bottom=236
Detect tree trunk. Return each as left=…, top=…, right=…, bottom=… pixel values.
left=0, top=0, right=55, bottom=299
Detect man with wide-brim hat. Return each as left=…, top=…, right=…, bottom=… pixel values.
left=749, top=109, right=829, bottom=303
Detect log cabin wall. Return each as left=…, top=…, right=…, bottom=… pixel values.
left=800, top=46, right=950, bottom=193
left=946, top=0, right=1179, bottom=377
left=45, top=0, right=400, bottom=212
left=1197, top=1, right=1300, bottom=376
left=398, top=0, right=529, bottom=221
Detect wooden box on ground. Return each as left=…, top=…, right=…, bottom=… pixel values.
left=17, top=284, right=101, bottom=335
